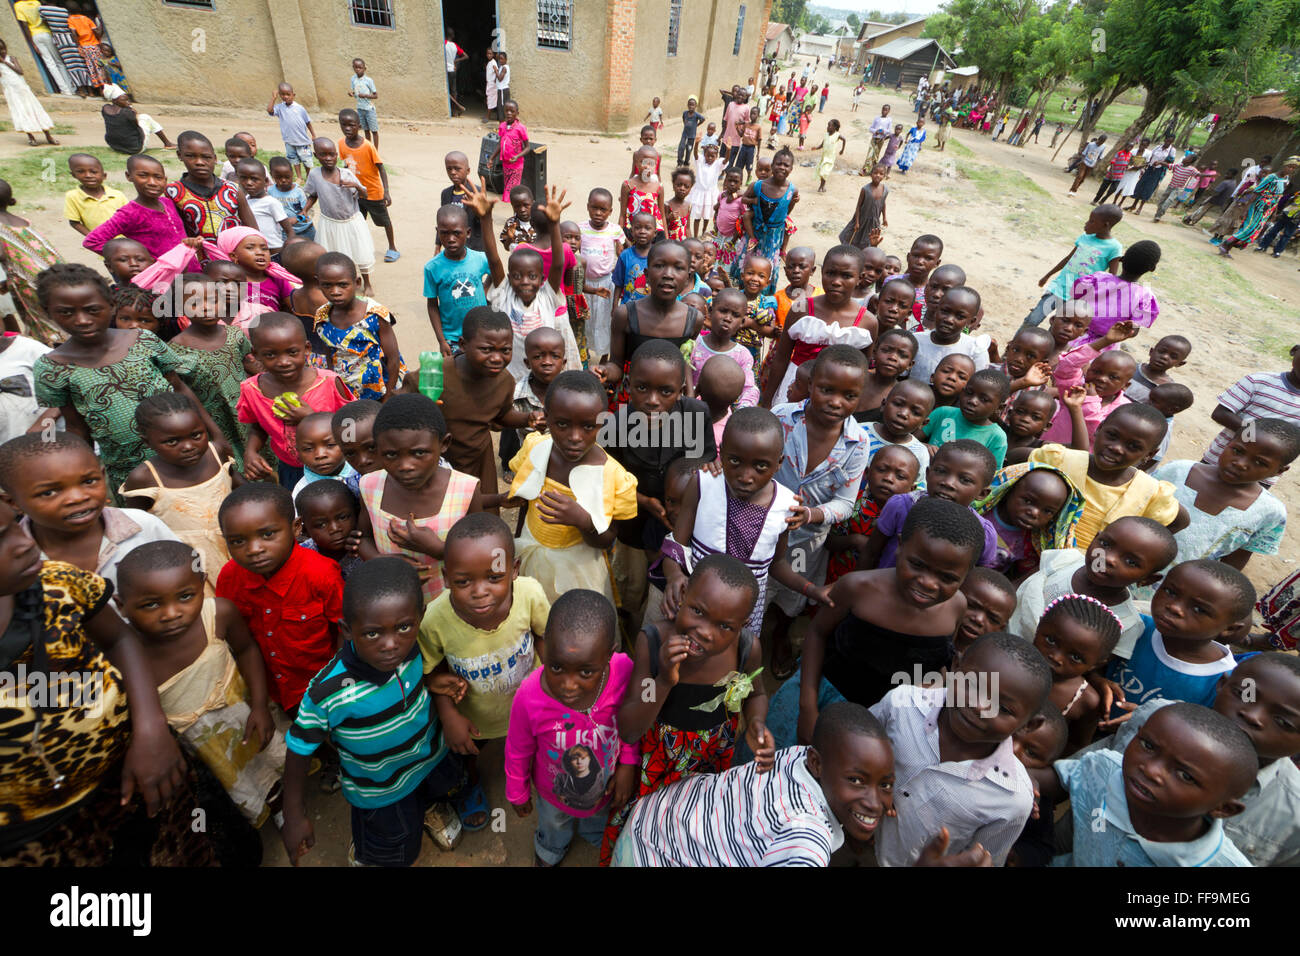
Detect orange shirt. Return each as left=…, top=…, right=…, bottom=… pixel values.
left=337, top=138, right=384, bottom=200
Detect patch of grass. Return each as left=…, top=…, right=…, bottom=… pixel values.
left=959, top=160, right=1052, bottom=202
left=1037, top=99, right=1209, bottom=149
left=0, top=120, right=78, bottom=135
left=945, top=137, right=974, bottom=158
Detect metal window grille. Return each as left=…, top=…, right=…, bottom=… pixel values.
left=667, top=0, right=682, bottom=56
left=161, top=0, right=215, bottom=8
left=348, top=0, right=394, bottom=29
left=537, top=0, right=573, bottom=50
left=733, top=4, right=746, bottom=55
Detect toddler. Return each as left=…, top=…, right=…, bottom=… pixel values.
left=266, top=82, right=316, bottom=180
left=973, top=461, right=1080, bottom=580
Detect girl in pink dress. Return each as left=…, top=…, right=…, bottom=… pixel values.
left=492, top=100, right=530, bottom=195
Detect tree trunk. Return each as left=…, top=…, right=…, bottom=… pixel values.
left=1074, top=83, right=1125, bottom=153
left=1095, top=88, right=1168, bottom=170
left=1018, top=78, right=1063, bottom=148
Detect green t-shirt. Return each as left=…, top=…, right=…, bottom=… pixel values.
left=921, top=406, right=1007, bottom=468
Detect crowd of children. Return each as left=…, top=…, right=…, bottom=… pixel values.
left=2, top=63, right=1300, bottom=872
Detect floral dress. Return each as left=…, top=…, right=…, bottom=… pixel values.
left=312, top=300, right=406, bottom=401
left=171, top=324, right=251, bottom=469
left=35, top=330, right=192, bottom=504
left=0, top=219, right=64, bottom=346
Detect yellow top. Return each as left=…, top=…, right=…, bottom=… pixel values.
left=64, top=186, right=128, bottom=232
left=14, top=1, right=49, bottom=36
left=509, top=431, right=638, bottom=549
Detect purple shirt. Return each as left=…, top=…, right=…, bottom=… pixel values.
left=1074, top=273, right=1160, bottom=347
left=875, top=490, right=999, bottom=569
left=84, top=198, right=188, bottom=260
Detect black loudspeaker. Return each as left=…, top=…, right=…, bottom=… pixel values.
left=478, top=133, right=505, bottom=194
left=521, top=144, right=547, bottom=197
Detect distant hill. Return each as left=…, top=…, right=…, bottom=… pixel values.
left=806, top=6, right=915, bottom=26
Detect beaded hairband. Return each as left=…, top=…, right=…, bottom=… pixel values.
left=1042, top=592, right=1123, bottom=631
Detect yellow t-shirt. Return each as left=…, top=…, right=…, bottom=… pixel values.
left=1028, top=444, right=1178, bottom=550
left=417, top=575, right=550, bottom=739
left=14, top=1, right=49, bottom=36
left=64, top=186, right=128, bottom=232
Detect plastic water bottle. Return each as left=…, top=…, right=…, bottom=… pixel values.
left=418, top=351, right=444, bottom=402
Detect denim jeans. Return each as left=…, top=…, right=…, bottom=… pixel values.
left=1024, top=291, right=1063, bottom=326
left=533, top=797, right=606, bottom=865
left=1257, top=216, right=1299, bottom=255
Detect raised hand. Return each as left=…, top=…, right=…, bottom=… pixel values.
left=658, top=633, right=690, bottom=686
left=541, top=184, right=571, bottom=224
left=464, top=178, right=496, bottom=219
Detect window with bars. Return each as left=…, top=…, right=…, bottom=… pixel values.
left=537, top=0, right=573, bottom=50
left=349, top=0, right=394, bottom=29
left=161, top=0, right=215, bottom=8
left=667, top=0, right=682, bottom=56
left=733, top=4, right=746, bottom=55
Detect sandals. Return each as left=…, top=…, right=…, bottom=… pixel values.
left=770, top=646, right=798, bottom=681
left=455, top=781, right=490, bottom=832
left=384, top=249, right=401, bottom=262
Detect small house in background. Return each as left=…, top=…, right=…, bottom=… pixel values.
left=851, top=17, right=926, bottom=74
left=795, top=32, right=838, bottom=60
left=943, top=65, right=980, bottom=92
left=1199, top=93, right=1300, bottom=172
left=764, top=21, right=794, bottom=59
left=863, top=36, right=954, bottom=89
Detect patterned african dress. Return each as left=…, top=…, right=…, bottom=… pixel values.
left=743, top=182, right=794, bottom=294
left=825, top=497, right=882, bottom=587
left=566, top=257, right=590, bottom=368
left=34, top=330, right=193, bottom=505
left=165, top=178, right=244, bottom=241
left=0, top=219, right=64, bottom=346
left=736, top=293, right=778, bottom=365
left=1232, top=173, right=1287, bottom=244
left=0, top=561, right=215, bottom=866
left=312, top=300, right=406, bottom=402
left=170, top=324, right=252, bottom=469
left=598, top=624, right=752, bottom=866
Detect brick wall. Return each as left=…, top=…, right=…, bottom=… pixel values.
left=604, top=0, right=638, bottom=130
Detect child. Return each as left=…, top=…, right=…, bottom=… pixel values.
left=1074, top=241, right=1161, bottom=347
left=690, top=288, right=757, bottom=406
left=620, top=145, right=667, bottom=239
left=880, top=124, right=904, bottom=176
left=601, top=554, right=773, bottom=865
left=215, top=482, right=342, bottom=714
left=740, top=148, right=798, bottom=295
left=1040, top=322, right=1139, bottom=447
left=277, top=241, right=328, bottom=354
left=697, top=353, right=743, bottom=446
left=111, top=285, right=167, bottom=338
left=1009, top=515, right=1178, bottom=660
left=1125, top=334, right=1191, bottom=402
left=508, top=371, right=638, bottom=606
left=930, top=353, right=976, bottom=409
left=220, top=136, right=252, bottom=182
left=0, top=40, right=59, bottom=146
left=579, top=188, right=622, bottom=357
left=115, top=540, right=285, bottom=826
left=266, top=83, right=316, bottom=181
left=870, top=631, right=1048, bottom=866
left=734, top=256, right=779, bottom=365
left=698, top=121, right=720, bottom=156
left=289, top=411, right=359, bottom=502
left=1202, top=343, right=1300, bottom=489
left=332, top=398, right=381, bottom=476
left=1004, top=707, right=1070, bottom=867
left=313, top=252, right=404, bottom=401
left=871, top=276, right=916, bottom=335
left=1031, top=594, right=1122, bottom=751
left=491, top=100, right=530, bottom=197
left=910, top=286, right=990, bottom=384
left=236, top=159, right=294, bottom=256
left=357, top=394, right=483, bottom=602
left=712, top=167, right=747, bottom=271
left=295, top=478, right=363, bottom=579
left=0, top=432, right=179, bottom=589
left=268, top=156, right=315, bottom=243
left=64, top=153, right=126, bottom=237
left=31, top=264, right=217, bottom=502
left=1026, top=204, right=1124, bottom=327
left=923, top=369, right=1011, bottom=467
left=644, top=96, right=664, bottom=130
left=503, top=326, right=566, bottom=473
left=425, top=204, right=489, bottom=355
left=641, top=455, right=700, bottom=630
left=774, top=246, right=820, bottom=333
left=1001, top=391, right=1057, bottom=464
left=857, top=378, right=933, bottom=477
left=915, top=263, right=967, bottom=333
left=0, top=329, right=49, bottom=442
left=997, top=325, right=1055, bottom=396
left=1045, top=309, right=1091, bottom=367
left=852, top=83, right=865, bottom=112
left=83, top=155, right=188, bottom=260
left=665, top=167, right=694, bottom=241
left=507, top=588, right=638, bottom=866
left=421, top=514, right=550, bottom=830
left=281, top=558, right=467, bottom=866
left=974, top=461, right=1081, bottom=580
left=678, top=96, right=706, bottom=167
left=1151, top=419, right=1294, bottom=573
left=499, top=186, right=538, bottom=252
left=954, top=567, right=1019, bottom=654
left=1029, top=404, right=1186, bottom=550
left=437, top=151, right=483, bottom=252
left=101, top=237, right=156, bottom=290
left=839, top=163, right=888, bottom=250
left=1043, top=702, right=1255, bottom=866
left=825, top=443, right=921, bottom=586
left=165, top=131, right=254, bottom=241
left=337, top=108, right=398, bottom=263
left=119, top=393, right=241, bottom=591
left=238, top=312, right=354, bottom=488
left=303, top=138, right=375, bottom=296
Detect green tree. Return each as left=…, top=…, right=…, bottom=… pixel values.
left=847, top=13, right=862, bottom=32
left=921, top=12, right=964, bottom=51
left=771, top=0, right=808, bottom=27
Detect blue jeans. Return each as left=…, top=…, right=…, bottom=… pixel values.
left=1024, top=291, right=1063, bottom=327
left=1257, top=216, right=1299, bottom=255
left=533, top=797, right=606, bottom=865
left=734, top=666, right=846, bottom=764
left=284, top=143, right=314, bottom=168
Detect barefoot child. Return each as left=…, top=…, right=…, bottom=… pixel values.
left=314, top=252, right=404, bottom=400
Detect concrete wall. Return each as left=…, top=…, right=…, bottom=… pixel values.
left=502, top=0, right=611, bottom=130
left=1202, top=119, right=1300, bottom=175
left=695, top=0, right=764, bottom=117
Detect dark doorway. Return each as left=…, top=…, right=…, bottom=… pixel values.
left=441, top=0, right=497, bottom=119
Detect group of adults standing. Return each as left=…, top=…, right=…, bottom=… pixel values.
left=10, top=0, right=118, bottom=98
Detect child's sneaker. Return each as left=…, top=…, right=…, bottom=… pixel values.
left=423, top=801, right=463, bottom=851
left=347, top=841, right=373, bottom=867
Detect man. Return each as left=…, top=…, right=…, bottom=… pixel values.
left=1069, top=134, right=1107, bottom=194
left=863, top=104, right=893, bottom=171
left=444, top=28, right=467, bottom=115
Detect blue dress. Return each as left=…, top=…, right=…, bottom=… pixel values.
left=740, top=181, right=795, bottom=293
left=896, top=127, right=926, bottom=173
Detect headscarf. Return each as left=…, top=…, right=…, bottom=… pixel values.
left=102, top=83, right=126, bottom=102
left=133, top=228, right=299, bottom=292
left=974, top=460, right=1084, bottom=563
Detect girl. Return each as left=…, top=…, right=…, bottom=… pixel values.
left=312, top=251, right=405, bottom=401
left=31, top=263, right=218, bottom=503
left=119, top=394, right=242, bottom=594
left=0, top=177, right=65, bottom=345
left=111, top=285, right=167, bottom=338
left=852, top=83, right=864, bottom=112
left=839, top=163, right=888, bottom=249
left=1032, top=594, right=1122, bottom=751
left=738, top=106, right=761, bottom=182
left=84, top=154, right=188, bottom=261
left=619, top=146, right=667, bottom=238
left=1116, top=138, right=1152, bottom=204
left=237, top=311, right=354, bottom=488
left=797, top=103, right=812, bottom=149
left=165, top=130, right=256, bottom=241
left=688, top=288, right=758, bottom=407
left=761, top=245, right=875, bottom=408
left=711, top=167, right=747, bottom=270
left=665, top=167, right=693, bottom=242
left=357, top=394, right=482, bottom=602
left=508, top=371, right=637, bottom=604
left=880, top=124, right=904, bottom=176
left=1074, top=241, right=1161, bottom=347
left=974, top=461, right=1082, bottom=581
left=815, top=119, right=845, bottom=192
left=302, top=139, right=375, bottom=296
left=825, top=444, right=921, bottom=587
left=490, top=100, right=530, bottom=196
left=558, top=220, right=591, bottom=367
left=166, top=275, right=253, bottom=465
left=601, top=554, right=773, bottom=865
left=0, top=40, right=59, bottom=146
left=741, top=147, right=798, bottom=295
left=688, top=142, right=725, bottom=237
left=858, top=326, right=917, bottom=415
left=896, top=117, right=926, bottom=174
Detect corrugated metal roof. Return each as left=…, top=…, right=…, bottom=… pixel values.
left=949, top=65, right=980, bottom=76
left=867, top=37, right=937, bottom=60
left=765, top=22, right=790, bottom=41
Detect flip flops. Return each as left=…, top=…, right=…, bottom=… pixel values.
left=455, top=781, right=489, bottom=832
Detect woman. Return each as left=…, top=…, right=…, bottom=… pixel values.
left=0, top=178, right=64, bottom=345
left=0, top=40, right=59, bottom=148
left=100, top=83, right=171, bottom=154
left=1217, top=157, right=1299, bottom=259
left=1117, top=137, right=1152, bottom=202
left=896, top=118, right=926, bottom=174
left=36, top=3, right=91, bottom=95
left=66, top=4, right=105, bottom=91
left=1128, top=136, right=1177, bottom=215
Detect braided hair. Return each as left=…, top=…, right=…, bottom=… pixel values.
left=134, top=391, right=202, bottom=438
left=1040, top=593, right=1123, bottom=655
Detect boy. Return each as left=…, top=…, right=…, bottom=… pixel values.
left=266, top=83, right=316, bottom=182
left=500, top=185, right=538, bottom=252
left=349, top=57, right=379, bottom=148
left=678, top=96, right=706, bottom=167
left=282, top=558, right=467, bottom=866
left=215, top=482, right=342, bottom=715
left=236, top=158, right=295, bottom=255
left=1026, top=204, right=1123, bottom=326
left=295, top=478, right=364, bottom=579
left=612, top=212, right=656, bottom=305
left=501, top=326, right=566, bottom=475
left=910, top=287, right=990, bottom=384
left=1203, top=342, right=1300, bottom=489
left=857, top=378, right=933, bottom=480
left=421, top=514, right=550, bottom=827
left=580, top=187, right=623, bottom=357
left=100, top=237, right=155, bottom=289
left=291, top=412, right=360, bottom=501
left=424, top=204, right=490, bottom=355
left=1143, top=382, right=1194, bottom=468
left=998, top=325, right=1055, bottom=396
left=332, top=398, right=382, bottom=475
left=221, top=136, right=252, bottom=182
left=1125, top=334, right=1191, bottom=402
left=871, top=631, right=1051, bottom=866
left=923, top=369, right=1011, bottom=467
left=883, top=234, right=942, bottom=322
left=954, top=567, right=1018, bottom=654
left=437, top=151, right=484, bottom=252
left=915, top=263, right=966, bottom=332
left=1001, top=390, right=1057, bottom=464
left=1010, top=515, right=1176, bottom=660
left=268, top=156, right=315, bottom=242
left=1109, top=559, right=1247, bottom=709
left=338, top=108, right=398, bottom=262
left=1044, top=702, right=1255, bottom=866
left=64, top=153, right=126, bottom=237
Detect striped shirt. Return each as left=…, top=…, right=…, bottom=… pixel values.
left=617, top=747, right=842, bottom=866
left=1166, top=163, right=1199, bottom=190
left=870, top=685, right=1034, bottom=867
left=1204, top=371, right=1300, bottom=488
left=286, top=642, right=448, bottom=809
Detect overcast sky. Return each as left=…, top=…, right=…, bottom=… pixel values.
left=817, top=2, right=945, bottom=17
